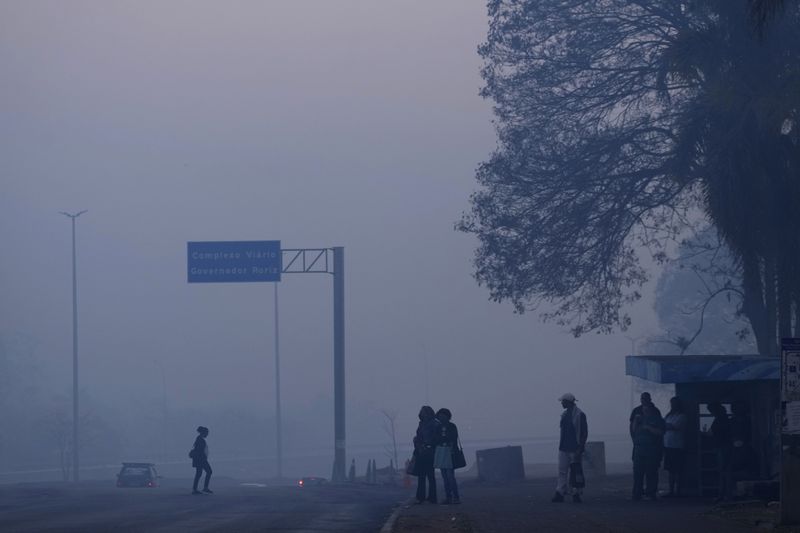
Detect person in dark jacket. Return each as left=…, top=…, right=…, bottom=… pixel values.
left=708, top=402, right=733, bottom=501
left=730, top=401, right=756, bottom=478
left=413, top=405, right=439, bottom=504
left=631, top=402, right=665, bottom=500
left=552, top=393, right=588, bottom=503
left=191, top=426, right=213, bottom=494
left=434, top=408, right=461, bottom=504
left=629, top=393, right=661, bottom=440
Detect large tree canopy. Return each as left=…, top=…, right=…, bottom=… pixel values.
left=460, top=0, right=800, bottom=353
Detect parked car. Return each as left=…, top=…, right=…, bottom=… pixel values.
left=116, top=462, right=160, bottom=488
left=298, top=476, right=327, bottom=487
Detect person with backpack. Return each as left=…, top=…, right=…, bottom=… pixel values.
left=190, top=426, right=213, bottom=495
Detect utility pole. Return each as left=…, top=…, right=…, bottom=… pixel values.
left=60, top=210, right=86, bottom=483
left=153, top=359, right=168, bottom=463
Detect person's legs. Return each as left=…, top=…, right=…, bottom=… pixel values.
left=416, top=471, right=426, bottom=502
left=450, top=470, right=460, bottom=502
left=644, top=455, right=659, bottom=498
left=555, top=451, right=570, bottom=496
left=193, top=467, right=203, bottom=492
left=570, top=458, right=584, bottom=500
left=203, top=463, right=213, bottom=491
left=717, top=449, right=732, bottom=500
left=632, top=453, right=644, bottom=500
left=441, top=469, right=453, bottom=502
left=426, top=468, right=437, bottom=503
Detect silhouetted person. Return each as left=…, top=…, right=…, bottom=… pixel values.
left=413, top=405, right=439, bottom=504
left=631, top=402, right=664, bottom=500
left=663, top=396, right=687, bottom=497
left=191, top=426, right=213, bottom=494
left=730, top=401, right=755, bottom=478
left=552, top=393, right=588, bottom=503
left=348, top=459, right=356, bottom=482
left=434, top=408, right=460, bottom=504
left=707, top=402, right=733, bottom=501
left=630, top=392, right=661, bottom=440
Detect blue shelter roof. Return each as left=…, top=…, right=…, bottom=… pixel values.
left=625, top=355, right=779, bottom=384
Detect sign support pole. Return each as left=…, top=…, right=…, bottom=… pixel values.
left=274, top=282, right=283, bottom=480
left=332, top=247, right=346, bottom=483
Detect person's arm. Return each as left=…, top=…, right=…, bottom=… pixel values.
left=578, top=413, right=588, bottom=453
left=629, top=408, right=638, bottom=439
left=646, top=416, right=666, bottom=436
left=451, top=423, right=459, bottom=447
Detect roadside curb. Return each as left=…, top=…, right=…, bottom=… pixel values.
left=379, top=497, right=414, bottom=533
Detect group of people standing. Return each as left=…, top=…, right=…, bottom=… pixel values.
left=411, top=406, right=462, bottom=505
left=628, top=392, right=750, bottom=501
left=555, top=391, right=750, bottom=503
left=628, top=393, right=683, bottom=500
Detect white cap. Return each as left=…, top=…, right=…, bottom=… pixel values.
left=558, top=393, right=576, bottom=402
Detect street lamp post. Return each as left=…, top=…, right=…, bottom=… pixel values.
left=153, top=359, right=168, bottom=463
left=60, top=210, right=86, bottom=482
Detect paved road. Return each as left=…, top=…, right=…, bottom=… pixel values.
left=0, top=479, right=407, bottom=532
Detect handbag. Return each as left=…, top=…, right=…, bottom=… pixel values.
left=453, top=438, right=467, bottom=469
left=569, top=461, right=585, bottom=488
left=406, top=453, right=418, bottom=476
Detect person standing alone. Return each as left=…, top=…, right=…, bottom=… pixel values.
left=552, top=393, right=588, bottom=503
left=191, top=426, right=213, bottom=495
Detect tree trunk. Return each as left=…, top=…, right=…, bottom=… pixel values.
left=741, top=254, right=774, bottom=356
left=764, top=257, right=778, bottom=355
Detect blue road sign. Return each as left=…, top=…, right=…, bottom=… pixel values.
left=187, top=240, right=281, bottom=283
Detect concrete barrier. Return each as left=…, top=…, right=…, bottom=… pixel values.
left=476, top=446, right=525, bottom=482
left=583, top=441, right=606, bottom=478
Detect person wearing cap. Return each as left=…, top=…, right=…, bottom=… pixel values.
left=552, top=393, right=588, bottom=503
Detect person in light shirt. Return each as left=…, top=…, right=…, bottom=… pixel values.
left=663, top=397, right=687, bottom=497
left=551, top=393, right=588, bottom=503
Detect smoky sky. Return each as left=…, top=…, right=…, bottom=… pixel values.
left=0, top=1, right=659, bottom=452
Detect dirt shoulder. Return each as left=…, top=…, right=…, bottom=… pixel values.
left=393, top=474, right=773, bottom=533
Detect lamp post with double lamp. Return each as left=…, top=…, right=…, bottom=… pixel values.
left=60, top=210, right=87, bottom=482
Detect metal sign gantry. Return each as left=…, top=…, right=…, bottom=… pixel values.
left=281, top=248, right=346, bottom=482
left=188, top=243, right=346, bottom=483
